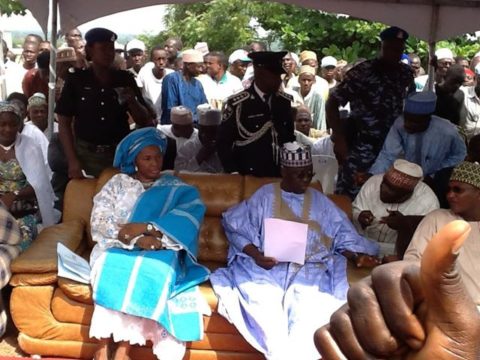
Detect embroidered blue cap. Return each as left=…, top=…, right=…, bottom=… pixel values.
left=85, top=28, right=117, bottom=46
left=380, top=26, right=409, bottom=41
left=404, top=91, right=437, bottom=115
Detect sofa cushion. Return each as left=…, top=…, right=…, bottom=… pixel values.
left=58, top=278, right=93, bottom=305
left=198, top=217, right=229, bottom=264
left=178, top=173, right=244, bottom=217
left=11, top=220, right=85, bottom=274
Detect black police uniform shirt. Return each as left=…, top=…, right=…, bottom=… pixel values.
left=217, top=83, right=295, bottom=177
left=55, top=67, right=147, bottom=146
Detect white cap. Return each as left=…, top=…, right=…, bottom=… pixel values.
left=126, top=39, right=145, bottom=52
left=198, top=105, right=221, bottom=126
left=182, top=49, right=204, bottom=63
left=194, top=42, right=209, bottom=56
left=290, top=52, right=299, bottom=66
left=228, top=49, right=251, bottom=64
left=435, top=48, right=454, bottom=60
left=171, top=106, right=193, bottom=125
left=114, top=41, right=124, bottom=51
left=393, top=159, right=423, bottom=178
left=321, top=56, right=337, bottom=68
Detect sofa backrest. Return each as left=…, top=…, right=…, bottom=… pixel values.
left=62, top=169, right=352, bottom=267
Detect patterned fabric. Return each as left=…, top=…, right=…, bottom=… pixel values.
left=450, top=161, right=480, bottom=189
left=0, top=205, right=22, bottom=337
left=0, top=159, right=38, bottom=249
left=0, top=101, right=21, bottom=119
left=91, top=173, right=208, bottom=343
left=330, top=58, right=414, bottom=199
left=280, top=142, right=312, bottom=168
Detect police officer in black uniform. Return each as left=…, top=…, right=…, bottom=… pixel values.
left=55, top=27, right=152, bottom=179
left=217, top=51, right=295, bottom=177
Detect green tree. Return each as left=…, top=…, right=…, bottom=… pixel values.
left=142, top=0, right=479, bottom=63
left=162, top=0, right=257, bottom=54
left=0, top=0, right=25, bottom=16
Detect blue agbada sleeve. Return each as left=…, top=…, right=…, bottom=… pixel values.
left=312, top=192, right=379, bottom=256
left=160, top=73, right=180, bottom=124
left=222, top=186, right=268, bottom=264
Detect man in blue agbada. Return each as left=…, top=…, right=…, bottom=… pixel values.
left=210, top=142, right=380, bottom=360
left=89, top=127, right=209, bottom=360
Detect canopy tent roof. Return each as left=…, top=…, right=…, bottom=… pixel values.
left=18, top=0, right=480, bottom=42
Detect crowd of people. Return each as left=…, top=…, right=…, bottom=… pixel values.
left=0, top=22, right=479, bottom=359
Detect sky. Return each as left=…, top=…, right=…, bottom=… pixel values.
left=0, top=5, right=168, bottom=35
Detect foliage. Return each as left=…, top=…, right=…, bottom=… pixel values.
left=0, top=0, right=25, bottom=16
left=141, top=0, right=480, bottom=63
left=160, top=0, right=257, bottom=55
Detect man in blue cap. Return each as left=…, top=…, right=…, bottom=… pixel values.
left=369, top=91, right=466, bottom=206
left=217, top=51, right=295, bottom=177
left=326, top=26, right=415, bottom=199
left=55, top=27, right=151, bottom=178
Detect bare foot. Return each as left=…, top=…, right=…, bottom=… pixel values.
left=93, top=338, right=110, bottom=360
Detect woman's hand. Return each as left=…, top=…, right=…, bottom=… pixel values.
left=136, top=235, right=162, bottom=250
left=118, top=223, right=148, bottom=244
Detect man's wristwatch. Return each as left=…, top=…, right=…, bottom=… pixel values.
left=12, top=190, right=20, bottom=199
left=146, top=223, right=154, bottom=233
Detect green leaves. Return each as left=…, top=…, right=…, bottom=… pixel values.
left=0, top=0, right=26, bottom=16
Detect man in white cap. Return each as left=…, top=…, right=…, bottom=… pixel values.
left=125, top=39, right=146, bottom=77
left=320, top=56, right=337, bottom=89
left=353, top=159, right=439, bottom=258
left=297, top=65, right=326, bottom=131
left=160, top=49, right=208, bottom=124
left=175, top=105, right=223, bottom=173
left=282, top=51, right=299, bottom=90
left=415, top=47, right=454, bottom=91
left=369, top=91, right=466, bottom=207
left=210, top=141, right=379, bottom=360
left=157, top=105, right=198, bottom=151
left=228, top=49, right=251, bottom=80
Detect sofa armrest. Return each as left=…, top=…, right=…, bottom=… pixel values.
left=11, top=220, right=85, bottom=275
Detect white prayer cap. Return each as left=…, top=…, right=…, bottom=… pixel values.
left=393, top=159, right=423, bottom=178
left=171, top=106, right=193, bottom=125
left=198, top=105, right=221, bottom=126
left=194, top=42, right=209, bottom=56
left=384, top=159, right=423, bottom=191
left=114, top=41, right=124, bottom=52
left=290, top=52, right=299, bottom=66
left=321, top=56, right=337, bottom=68
left=182, top=49, right=204, bottom=63
left=126, top=39, right=145, bottom=52
left=435, top=48, right=454, bottom=60
left=229, top=49, right=251, bottom=64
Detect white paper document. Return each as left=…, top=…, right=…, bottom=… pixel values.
left=263, top=218, right=308, bottom=265
left=57, top=242, right=91, bottom=284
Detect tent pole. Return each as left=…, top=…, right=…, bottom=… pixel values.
left=426, top=5, right=439, bottom=91
left=0, top=10, right=7, bottom=100
left=47, top=0, right=58, bottom=141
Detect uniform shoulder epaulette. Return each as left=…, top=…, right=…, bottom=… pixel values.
left=278, top=91, right=293, bottom=102
left=228, top=91, right=250, bottom=106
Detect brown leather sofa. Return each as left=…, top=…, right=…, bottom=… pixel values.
left=9, top=169, right=371, bottom=359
